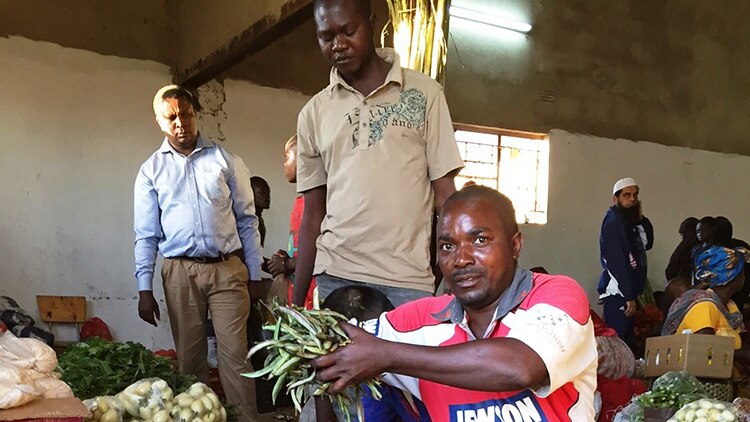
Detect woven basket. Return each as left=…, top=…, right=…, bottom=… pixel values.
left=701, top=379, right=733, bottom=402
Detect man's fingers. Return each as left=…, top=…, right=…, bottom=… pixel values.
left=311, top=353, right=335, bottom=370
left=329, top=378, right=349, bottom=395
left=154, top=306, right=161, bottom=321
left=140, top=312, right=157, bottom=326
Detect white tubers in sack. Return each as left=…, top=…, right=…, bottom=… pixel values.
left=82, top=396, right=126, bottom=422
left=668, top=398, right=737, bottom=422
left=116, top=378, right=174, bottom=420
left=170, top=382, right=226, bottom=422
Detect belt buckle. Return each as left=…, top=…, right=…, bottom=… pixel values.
left=193, top=256, right=210, bottom=264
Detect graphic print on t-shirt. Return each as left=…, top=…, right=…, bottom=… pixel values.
left=346, top=88, right=427, bottom=148
left=448, top=390, right=547, bottom=422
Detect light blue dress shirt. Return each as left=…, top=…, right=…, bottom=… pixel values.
left=134, top=135, right=262, bottom=291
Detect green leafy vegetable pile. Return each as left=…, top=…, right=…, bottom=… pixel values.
left=637, top=371, right=707, bottom=410
left=630, top=372, right=707, bottom=422
left=57, top=337, right=196, bottom=399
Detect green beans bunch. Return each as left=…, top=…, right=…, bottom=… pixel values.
left=242, top=302, right=382, bottom=422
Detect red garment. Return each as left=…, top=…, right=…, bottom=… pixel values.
left=596, top=375, right=647, bottom=422
left=591, top=310, right=617, bottom=337
left=286, top=196, right=316, bottom=309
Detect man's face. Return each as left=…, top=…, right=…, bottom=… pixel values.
left=155, top=97, right=198, bottom=153
left=615, top=185, right=640, bottom=208
left=253, top=185, right=271, bottom=210
left=283, top=146, right=297, bottom=183
left=696, top=222, right=713, bottom=243
left=438, top=197, right=523, bottom=311
left=314, top=0, right=376, bottom=78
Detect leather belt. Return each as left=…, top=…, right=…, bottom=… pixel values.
left=171, top=249, right=243, bottom=264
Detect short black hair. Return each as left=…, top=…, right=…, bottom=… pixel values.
left=313, top=0, right=371, bottom=18
left=250, top=176, right=270, bottom=192
left=161, top=87, right=202, bottom=112
left=321, top=286, right=394, bottom=320
left=679, top=217, right=699, bottom=237
left=442, top=185, right=519, bottom=237
left=715, top=216, right=733, bottom=243
left=699, top=216, right=717, bottom=229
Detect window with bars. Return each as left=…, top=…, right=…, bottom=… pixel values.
left=454, top=125, right=549, bottom=224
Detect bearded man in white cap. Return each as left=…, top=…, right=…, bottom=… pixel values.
left=133, top=85, right=261, bottom=421
left=597, top=177, right=654, bottom=351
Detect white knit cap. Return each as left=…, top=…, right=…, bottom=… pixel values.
left=613, top=177, right=638, bottom=195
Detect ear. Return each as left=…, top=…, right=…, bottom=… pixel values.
left=612, top=195, right=618, bottom=205
left=511, top=231, right=524, bottom=261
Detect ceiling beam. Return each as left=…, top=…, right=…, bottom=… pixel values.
left=175, top=0, right=313, bottom=89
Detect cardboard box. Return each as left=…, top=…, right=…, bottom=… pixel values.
left=644, top=334, right=734, bottom=379
left=0, top=398, right=89, bottom=421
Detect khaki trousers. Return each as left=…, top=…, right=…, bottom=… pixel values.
left=162, top=256, right=257, bottom=422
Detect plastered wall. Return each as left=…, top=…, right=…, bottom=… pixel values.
left=2, top=37, right=749, bottom=348
left=0, top=37, right=307, bottom=349
left=0, top=37, right=175, bottom=347
left=520, top=131, right=750, bottom=308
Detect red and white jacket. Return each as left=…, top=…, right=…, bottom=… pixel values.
left=363, top=269, right=597, bottom=422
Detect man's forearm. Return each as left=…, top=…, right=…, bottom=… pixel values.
left=381, top=338, right=547, bottom=392
left=134, top=237, right=159, bottom=291
left=292, top=222, right=319, bottom=305
left=431, top=173, right=458, bottom=212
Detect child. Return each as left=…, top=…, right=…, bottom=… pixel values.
left=268, top=135, right=316, bottom=309
left=319, top=286, right=431, bottom=422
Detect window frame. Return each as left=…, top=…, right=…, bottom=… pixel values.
left=452, top=123, right=548, bottom=224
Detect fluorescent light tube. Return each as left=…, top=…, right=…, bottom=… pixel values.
left=450, top=6, right=532, bottom=33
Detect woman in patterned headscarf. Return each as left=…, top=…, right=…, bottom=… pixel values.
left=661, top=246, right=749, bottom=349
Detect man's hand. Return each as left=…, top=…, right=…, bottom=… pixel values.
left=311, top=323, right=387, bottom=394
left=625, top=300, right=637, bottom=317
left=268, top=250, right=291, bottom=277
left=138, top=291, right=160, bottom=326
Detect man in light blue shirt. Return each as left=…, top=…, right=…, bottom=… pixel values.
left=134, top=84, right=261, bottom=421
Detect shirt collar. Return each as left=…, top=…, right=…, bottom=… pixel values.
left=158, top=134, right=214, bottom=155
left=327, top=47, right=404, bottom=94
left=432, top=267, right=535, bottom=325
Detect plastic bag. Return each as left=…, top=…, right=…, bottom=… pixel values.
left=0, top=330, right=57, bottom=372
left=34, top=377, right=73, bottom=398
left=0, top=380, right=38, bottom=410
left=652, top=371, right=705, bottom=395
left=18, top=337, right=57, bottom=373
left=613, top=401, right=643, bottom=422
left=733, top=397, right=750, bottom=421
left=80, top=317, right=113, bottom=341
left=171, top=382, right=226, bottom=422
left=116, top=377, right=174, bottom=420
left=0, top=360, right=32, bottom=385
left=667, top=398, right=737, bottom=421
left=83, top=396, right=127, bottom=422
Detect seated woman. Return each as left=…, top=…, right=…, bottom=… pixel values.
left=661, top=246, right=748, bottom=349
